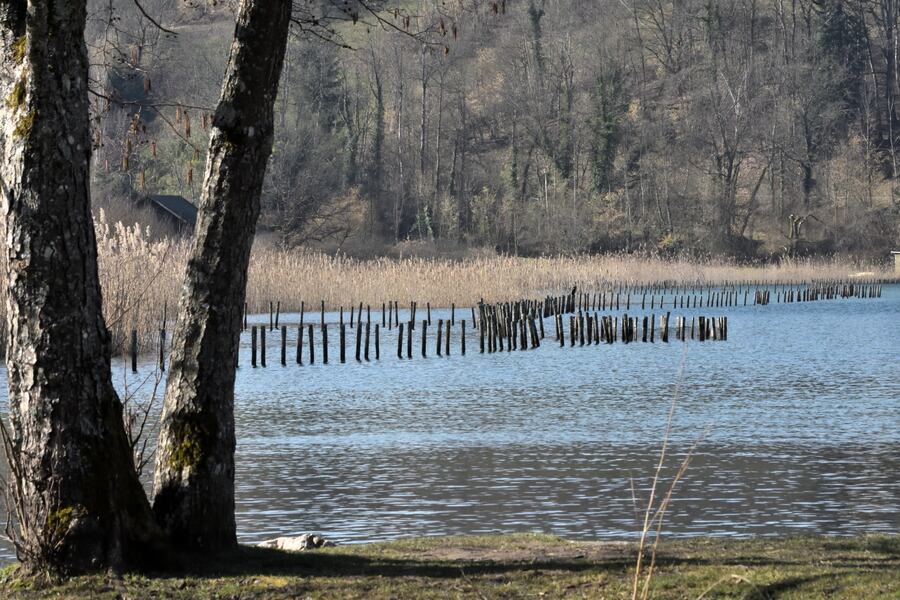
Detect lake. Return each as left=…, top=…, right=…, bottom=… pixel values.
left=1, top=284, right=898, bottom=560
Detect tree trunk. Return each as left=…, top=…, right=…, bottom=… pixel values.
left=0, top=1, right=163, bottom=573
left=152, top=0, right=291, bottom=550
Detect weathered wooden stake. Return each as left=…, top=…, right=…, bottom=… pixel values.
left=130, top=329, right=138, bottom=373
left=461, top=320, right=466, bottom=355
left=422, top=320, right=428, bottom=357
left=159, top=328, right=166, bottom=372
left=251, top=326, right=257, bottom=367
left=364, top=321, right=371, bottom=361
left=260, top=326, right=266, bottom=367
left=407, top=320, right=413, bottom=358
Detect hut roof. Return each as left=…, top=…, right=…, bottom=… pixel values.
left=147, top=194, right=198, bottom=227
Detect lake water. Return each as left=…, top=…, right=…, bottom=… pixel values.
left=1, top=285, right=898, bottom=560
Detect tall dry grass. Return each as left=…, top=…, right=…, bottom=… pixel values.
left=244, top=251, right=893, bottom=313
left=0, top=213, right=894, bottom=353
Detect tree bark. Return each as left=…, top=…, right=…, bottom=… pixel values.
left=152, top=0, right=291, bottom=550
left=0, top=0, right=164, bottom=573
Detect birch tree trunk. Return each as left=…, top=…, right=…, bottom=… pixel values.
left=0, top=1, right=163, bottom=573
left=152, top=0, right=291, bottom=550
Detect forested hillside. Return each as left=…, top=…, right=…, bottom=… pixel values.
left=90, top=0, right=900, bottom=259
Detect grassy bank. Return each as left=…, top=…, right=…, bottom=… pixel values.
left=2, top=534, right=898, bottom=598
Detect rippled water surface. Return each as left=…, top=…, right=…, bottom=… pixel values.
left=1, top=285, right=898, bottom=559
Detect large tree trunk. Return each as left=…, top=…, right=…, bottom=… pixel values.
left=0, top=1, right=163, bottom=573
left=152, top=0, right=291, bottom=550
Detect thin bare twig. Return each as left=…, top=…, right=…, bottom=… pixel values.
left=132, top=0, right=178, bottom=36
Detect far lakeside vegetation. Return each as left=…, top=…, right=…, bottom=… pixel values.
left=5, top=210, right=887, bottom=354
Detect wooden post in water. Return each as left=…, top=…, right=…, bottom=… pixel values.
left=251, top=326, right=257, bottom=367
left=407, top=321, right=413, bottom=358
left=461, top=320, right=466, bottom=355
left=308, top=324, right=315, bottom=364
left=129, top=329, right=138, bottom=373
left=159, top=328, right=166, bottom=372
left=275, top=301, right=280, bottom=329
left=421, top=320, right=428, bottom=357
left=445, top=319, right=451, bottom=356
left=398, top=323, right=404, bottom=358
left=340, top=323, right=347, bottom=363
left=365, top=321, right=371, bottom=361
left=322, top=324, right=328, bottom=363
left=355, top=321, right=362, bottom=362
left=375, top=324, right=380, bottom=360
left=243, top=301, right=248, bottom=331
left=260, top=326, right=266, bottom=367
left=269, top=301, right=273, bottom=331
left=281, top=326, right=287, bottom=366
left=436, top=319, right=443, bottom=356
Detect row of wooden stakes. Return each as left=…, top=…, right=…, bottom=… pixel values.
left=552, top=282, right=882, bottom=314
left=129, top=311, right=726, bottom=372
left=132, top=277, right=877, bottom=372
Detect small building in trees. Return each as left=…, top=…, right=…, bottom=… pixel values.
left=143, top=194, right=198, bottom=233
left=892, top=250, right=900, bottom=274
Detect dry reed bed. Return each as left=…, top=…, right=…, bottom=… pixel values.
left=1, top=214, right=894, bottom=353
left=244, top=252, right=892, bottom=312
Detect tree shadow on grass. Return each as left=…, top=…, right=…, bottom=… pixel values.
left=175, top=545, right=628, bottom=581
left=169, top=541, right=900, bottom=583
left=742, top=574, right=832, bottom=600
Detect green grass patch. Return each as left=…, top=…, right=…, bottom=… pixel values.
left=1, top=534, right=897, bottom=598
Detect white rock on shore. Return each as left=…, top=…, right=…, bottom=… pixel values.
left=257, top=533, right=336, bottom=551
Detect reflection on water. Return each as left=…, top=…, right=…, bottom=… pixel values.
left=1, top=285, right=899, bottom=559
